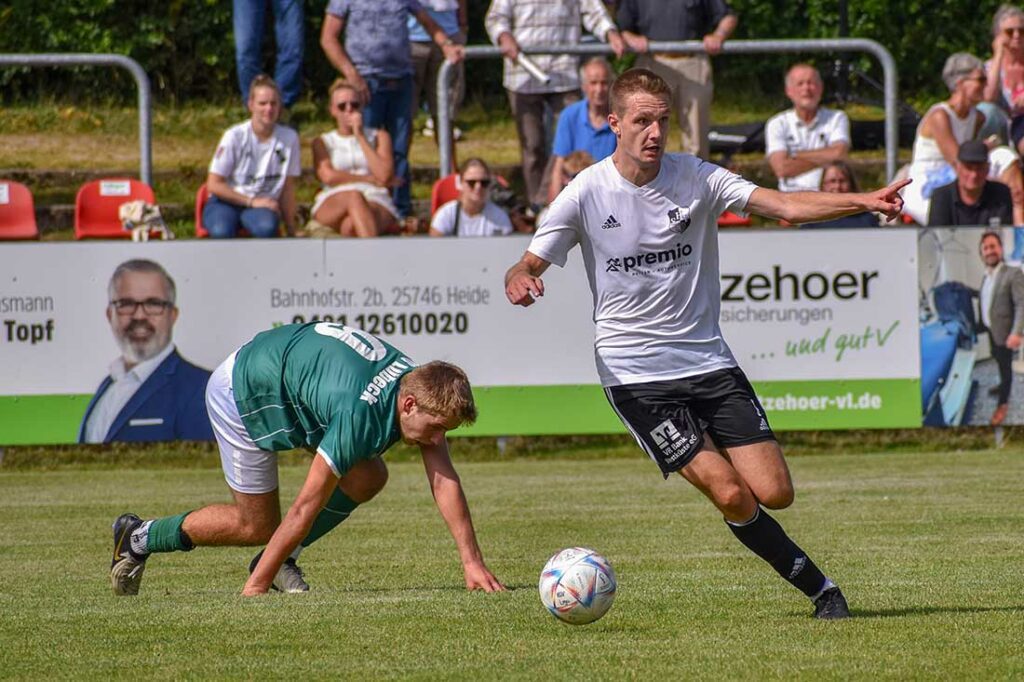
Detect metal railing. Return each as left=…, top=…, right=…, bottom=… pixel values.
left=0, top=54, right=153, bottom=186
left=437, top=39, right=899, bottom=180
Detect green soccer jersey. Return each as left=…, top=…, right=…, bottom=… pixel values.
left=232, top=322, right=415, bottom=477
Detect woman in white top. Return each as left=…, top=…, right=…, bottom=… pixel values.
left=310, top=80, right=399, bottom=238
left=429, top=158, right=514, bottom=238
left=204, top=75, right=301, bottom=238
left=903, top=53, right=987, bottom=225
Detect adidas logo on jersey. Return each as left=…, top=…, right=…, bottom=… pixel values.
left=601, top=214, right=622, bottom=230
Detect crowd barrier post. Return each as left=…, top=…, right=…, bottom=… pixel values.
left=0, top=53, right=153, bottom=186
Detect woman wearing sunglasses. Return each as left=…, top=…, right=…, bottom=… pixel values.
left=429, top=158, right=514, bottom=237
left=309, top=79, right=400, bottom=237
left=985, top=5, right=1024, bottom=155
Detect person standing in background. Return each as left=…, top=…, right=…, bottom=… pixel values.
left=617, top=0, right=737, bottom=159
left=233, top=0, right=305, bottom=111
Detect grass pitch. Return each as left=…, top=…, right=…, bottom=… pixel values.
left=1, top=449, right=1022, bottom=680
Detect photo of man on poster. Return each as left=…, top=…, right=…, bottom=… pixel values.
left=79, top=259, right=214, bottom=444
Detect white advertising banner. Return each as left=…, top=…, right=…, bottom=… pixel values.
left=0, top=230, right=920, bottom=444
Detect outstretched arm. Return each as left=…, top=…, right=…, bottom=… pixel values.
left=505, top=251, right=551, bottom=306
left=745, top=178, right=911, bottom=225
left=243, top=456, right=338, bottom=596
left=421, top=440, right=505, bottom=592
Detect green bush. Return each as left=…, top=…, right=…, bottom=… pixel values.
left=0, top=0, right=1010, bottom=105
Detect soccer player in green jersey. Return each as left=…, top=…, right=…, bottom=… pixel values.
left=109, top=322, right=505, bottom=596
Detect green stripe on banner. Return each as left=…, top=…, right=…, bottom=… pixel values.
left=0, top=395, right=92, bottom=445
left=0, top=378, right=921, bottom=445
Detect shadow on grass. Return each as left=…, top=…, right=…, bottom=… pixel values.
left=788, top=604, right=1024, bottom=619
left=337, top=583, right=531, bottom=594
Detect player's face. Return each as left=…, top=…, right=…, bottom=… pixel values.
left=581, top=63, right=611, bottom=111
left=248, top=86, right=281, bottom=128
left=107, top=271, right=178, bottom=366
left=785, top=67, right=823, bottom=111
left=980, top=235, right=1004, bottom=267
left=611, top=92, right=670, bottom=168
left=399, top=404, right=461, bottom=447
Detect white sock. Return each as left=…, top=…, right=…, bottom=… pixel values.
left=129, top=520, right=153, bottom=556
left=810, top=577, right=836, bottom=601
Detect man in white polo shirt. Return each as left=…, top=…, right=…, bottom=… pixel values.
left=504, top=67, right=909, bottom=620
left=765, top=64, right=851, bottom=192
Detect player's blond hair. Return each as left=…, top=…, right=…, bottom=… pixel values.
left=610, top=68, right=672, bottom=116
left=400, top=361, right=477, bottom=424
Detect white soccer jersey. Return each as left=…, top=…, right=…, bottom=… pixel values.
left=209, top=121, right=302, bottom=199
left=529, top=154, right=758, bottom=387
left=764, top=108, right=850, bottom=192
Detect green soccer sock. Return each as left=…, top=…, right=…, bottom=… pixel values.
left=300, top=489, right=359, bottom=548
left=145, top=512, right=194, bottom=554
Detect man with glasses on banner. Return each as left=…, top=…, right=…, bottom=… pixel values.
left=80, top=259, right=213, bottom=444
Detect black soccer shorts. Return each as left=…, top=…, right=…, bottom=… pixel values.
left=604, top=367, right=776, bottom=478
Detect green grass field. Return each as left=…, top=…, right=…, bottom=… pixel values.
left=2, top=448, right=1022, bottom=679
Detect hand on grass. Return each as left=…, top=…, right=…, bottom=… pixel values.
left=463, top=561, right=506, bottom=592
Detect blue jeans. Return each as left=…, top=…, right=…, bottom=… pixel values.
left=363, top=75, right=413, bottom=217
left=233, top=0, right=304, bottom=107
left=202, top=195, right=280, bottom=238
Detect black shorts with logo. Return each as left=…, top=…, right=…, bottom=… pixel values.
left=604, top=367, right=776, bottom=478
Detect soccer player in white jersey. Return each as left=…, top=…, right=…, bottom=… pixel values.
left=504, top=68, right=910, bottom=620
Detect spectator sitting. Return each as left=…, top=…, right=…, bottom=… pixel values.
left=547, top=58, right=617, bottom=204
left=203, top=75, right=300, bottom=238
left=766, top=64, right=850, bottom=192
left=485, top=0, right=625, bottom=207
left=902, top=53, right=987, bottom=225
left=928, top=140, right=1013, bottom=226
left=320, top=0, right=465, bottom=222
left=802, top=161, right=879, bottom=228
left=984, top=4, right=1024, bottom=157
left=309, top=80, right=400, bottom=238
left=553, top=150, right=595, bottom=200
left=429, top=158, right=514, bottom=237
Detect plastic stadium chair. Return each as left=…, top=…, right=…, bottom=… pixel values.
left=195, top=184, right=253, bottom=238
left=430, top=173, right=511, bottom=217
left=0, top=180, right=40, bottom=240
left=717, top=210, right=752, bottom=227
left=74, top=178, right=155, bottom=240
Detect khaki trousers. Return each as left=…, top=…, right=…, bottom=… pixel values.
left=638, top=53, right=713, bottom=158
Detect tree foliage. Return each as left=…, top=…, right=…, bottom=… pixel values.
left=0, top=0, right=1010, bottom=105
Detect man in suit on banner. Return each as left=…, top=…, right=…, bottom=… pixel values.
left=977, top=231, right=1024, bottom=425
left=80, top=259, right=214, bottom=443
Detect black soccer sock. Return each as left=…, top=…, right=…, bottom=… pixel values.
left=726, top=507, right=827, bottom=598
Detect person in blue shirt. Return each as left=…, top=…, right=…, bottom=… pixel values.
left=547, top=57, right=618, bottom=204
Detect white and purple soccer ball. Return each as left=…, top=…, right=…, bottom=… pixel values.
left=538, top=547, right=617, bottom=625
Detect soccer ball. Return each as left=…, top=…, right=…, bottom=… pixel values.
left=538, top=547, right=617, bottom=624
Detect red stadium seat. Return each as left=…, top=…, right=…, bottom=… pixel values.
left=195, top=184, right=253, bottom=238
left=717, top=210, right=752, bottom=227
left=74, top=178, right=155, bottom=240
left=0, top=180, right=40, bottom=240
left=430, top=173, right=511, bottom=218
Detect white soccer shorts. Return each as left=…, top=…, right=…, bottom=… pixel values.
left=206, top=350, right=279, bottom=494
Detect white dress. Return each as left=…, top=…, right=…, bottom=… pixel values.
left=311, top=129, right=399, bottom=218
left=903, top=103, right=980, bottom=225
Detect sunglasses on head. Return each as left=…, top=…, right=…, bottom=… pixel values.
left=464, top=178, right=492, bottom=188
left=336, top=101, right=361, bottom=112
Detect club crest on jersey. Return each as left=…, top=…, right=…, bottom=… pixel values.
left=667, top=206, right=691, bottom=234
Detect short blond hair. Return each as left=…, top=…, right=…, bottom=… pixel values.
left=610, top=68, right=672, bottom=116
left=328, top=77, right=358, bottom=99
left=400, top=361, right=477, bottom=424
